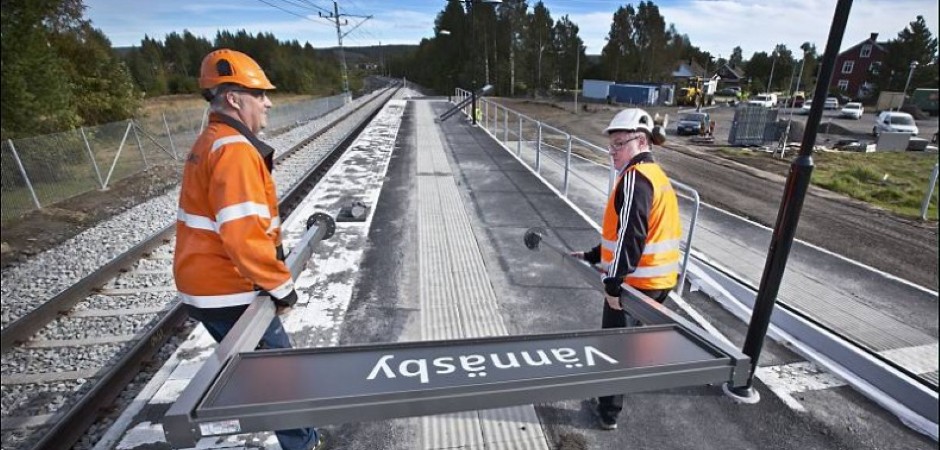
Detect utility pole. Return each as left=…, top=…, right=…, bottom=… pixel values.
left=320, top=1, right=372, bottom=97
left=574, top=47, right=580, bottom=114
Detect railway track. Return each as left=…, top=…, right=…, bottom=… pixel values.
left=0, top=84, right=401, bottom=450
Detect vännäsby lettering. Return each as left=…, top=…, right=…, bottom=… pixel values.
left=367, top=346, right=618, bottom=384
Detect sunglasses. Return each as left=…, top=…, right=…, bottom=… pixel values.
left=608, top=135, right=642, bottom=153
left=230, top=88, right=268, bottom=100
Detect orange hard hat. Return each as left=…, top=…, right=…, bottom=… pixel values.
left=198, top=49, right=275, bottom=91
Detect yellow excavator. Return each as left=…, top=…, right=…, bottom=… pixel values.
left=676, top=76, right=719, bottom=108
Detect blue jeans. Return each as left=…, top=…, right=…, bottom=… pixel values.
left=200, top=314, right=319, bottom=450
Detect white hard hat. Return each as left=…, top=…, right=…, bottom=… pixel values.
left=604, top=107, right=667, bottom=145
left=604, top=108, right=654, bottom=135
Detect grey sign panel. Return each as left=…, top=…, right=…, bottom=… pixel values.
left=193, top=326, right=742, bottom=434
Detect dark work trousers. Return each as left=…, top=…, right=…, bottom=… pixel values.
left=596, top=288, right=672, bottom=422
left=200, top=313, right=319, bottom=450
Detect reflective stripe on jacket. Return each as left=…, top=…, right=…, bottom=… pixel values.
left=173, top=114, right=292, bottom=309
left=600, top=161, right=681, bottom=290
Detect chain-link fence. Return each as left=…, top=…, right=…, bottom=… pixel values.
left=1, top=94, right=347, bottom=223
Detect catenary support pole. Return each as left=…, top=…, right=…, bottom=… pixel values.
left=725, top=0, right=854, bottom=402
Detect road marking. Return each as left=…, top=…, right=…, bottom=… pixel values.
left=755, top=361, right=847, bottom=412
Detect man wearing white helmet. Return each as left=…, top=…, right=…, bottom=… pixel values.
left=572, top=108, right=682, bottom=430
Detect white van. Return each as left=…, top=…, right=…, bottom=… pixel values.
left=748, top=93, right=778, bottom=108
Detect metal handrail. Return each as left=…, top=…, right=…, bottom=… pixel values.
left=457, top=93, right=701, bottom=296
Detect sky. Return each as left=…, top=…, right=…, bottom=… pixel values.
left=85, top=0, right=939, bottom=59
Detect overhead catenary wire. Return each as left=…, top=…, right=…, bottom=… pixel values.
left=255, top=0, right=334, bottom=26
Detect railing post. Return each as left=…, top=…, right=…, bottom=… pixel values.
left=503, top=107, right=508, bottom=143
left=132, top=120, right=149, bottom=169
left=163, top=112, right=178, bottom=160
left=103, top=120, right=134, bottom=189
left=921, top=163, right=939, bottom=221
left=6, top=139, right=42, bottom=209
left=676, top=185, right=700, bottom=296
left=517, top=115, right=523, bottom=156
left=536, top=122, right=542, bottom=173
left=80, top=127, right=105, bottom=189
left=564, top=134, right=572, bottom=196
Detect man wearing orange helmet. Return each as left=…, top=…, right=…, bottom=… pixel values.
left=173, top=49, right=320, bottom=449
left=572, top=108, right=681, bottom=431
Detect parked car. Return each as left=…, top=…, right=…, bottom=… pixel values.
left=824, top=97, right=840, bottom=110
left=748, top=93, right=778, bottom=108
left=799, top=99, right=813, bottom=114
left=840, top=102, right=864, bottom=119
left=717, top=86, right=741, bottom=96
left=873, top=111, right=919, bottom=136
left=676, top=112, right=711, bottom=136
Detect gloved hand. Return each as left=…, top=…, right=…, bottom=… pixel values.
left=271, top=288, right=298, bottom=308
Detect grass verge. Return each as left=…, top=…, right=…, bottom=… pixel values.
left=717, top=148, right=938, bottom=220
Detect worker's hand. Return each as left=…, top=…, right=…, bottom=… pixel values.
left=271, top=288, right=299, bottom=309
left=570, top=251, right=584, bottom=260
left=605, top=294, right=623, bottom=310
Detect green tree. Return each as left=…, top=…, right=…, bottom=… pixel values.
left=523, top=1, right=555, bottom=94
left=601, top=5, right=637, bottom=81
left=729, top=46, right=744, bottom=67
left=50, top=23, right=140, bottom=125
left=1, top=0, right=82, bottom=138
left=496, top=0, right=528, bottom=95
left=876, top=15, right=938, bottom=93
left=553, top=15, right=584, bottom=91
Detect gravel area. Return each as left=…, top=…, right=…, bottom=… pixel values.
left=0, top=193, right=177, bottom=327
left=109, top=272, right=175, bottom=289
left=73, top=292, right=176, bottom=311
left=132, top=257, right=173, bottom=272
left=1, top=379, right=89, bottom=417
left=1, top=343, right=126, bottom=375
left=34, top=315, right=156, bottom=341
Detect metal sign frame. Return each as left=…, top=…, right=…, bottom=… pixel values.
left=164, top=264, right=749, bottom=447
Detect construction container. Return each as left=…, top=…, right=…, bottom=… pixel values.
left=608, top=84, right=658, bottom=105
left=909, top=88, right=938, bottom=115
left=582, top=79, right=615, bottom=100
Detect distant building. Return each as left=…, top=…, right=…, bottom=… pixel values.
left=672, top=60, right=707, bottom=79
left=714, top=63, right=745, bottom=86
left=830, top=32, right=889, bottom=99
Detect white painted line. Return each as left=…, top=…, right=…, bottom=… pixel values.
left=755, top=361, right=848, bottom=412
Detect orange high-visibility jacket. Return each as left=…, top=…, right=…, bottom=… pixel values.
left=173, top=114, right=293, bottom=309
left=600, top=160, right=681, bottom=291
